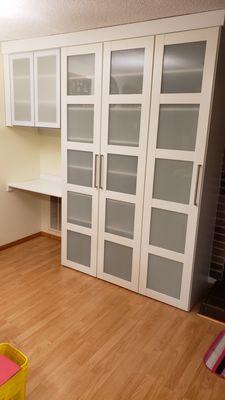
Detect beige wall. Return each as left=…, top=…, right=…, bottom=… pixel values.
left=0, top=51, right=43, bottom=246
left=39, top=128, right=61, bottom=177
left=0, top=51, right=42, bottom=246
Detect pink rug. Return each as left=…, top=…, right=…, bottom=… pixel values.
left=204, top=330, right=225, bottom=378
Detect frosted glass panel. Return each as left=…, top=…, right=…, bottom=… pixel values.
left=161, top=41, right=206, bottom=93
left=153, top=159, right=193, bottom=204
left=67, top=54, right=95, bottom=95
left=108, top=105, right=141, bottom=147
left=13, top=58, right=31, bottom=121
left=37, top=54, right=57, bottom=123
left=68, top=150, right=93, bottom=187
left=147, top=254, right=183, bottom=299
left=105, top=199, right=135, bottom=239
left=68, top=105, right=94, bottom=143
left=68, top=192, right=92, bottom=228
left=104, top=241, right=133, bottom=281
left=107, top=154, right=138, bottom=195
left=150, top=208, right=188, bottom=253
left=157, top=105, right=199, bottom=151
left=110, top=48, right=145, bottom=94
left=67, top=230, right=91, bottom=267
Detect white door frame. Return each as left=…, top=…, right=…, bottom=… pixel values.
left=34, top=48, right=61, bottom=128
left=10, top=52, right=34, bottom=126
left=97, top=36, right=155, bottom=291
left=139, top=27, right=220, bottom=310
left=61, top=43, right=103, bottom=276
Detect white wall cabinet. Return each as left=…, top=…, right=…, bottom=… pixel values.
left=9, top=49, right=60, bottom=127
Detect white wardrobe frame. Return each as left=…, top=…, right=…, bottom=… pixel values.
left=139, top=28, right=220, bottom=310
left=61, top=43, right=103, bottom=276
left=97, top=37, right=154, bottom=291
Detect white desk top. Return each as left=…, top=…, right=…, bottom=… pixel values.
left=8, top=175, right=62, bottom=197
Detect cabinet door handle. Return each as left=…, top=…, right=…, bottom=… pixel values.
left=99, top=155, right=104, bottom=189
left=94, top=154, right=99, bottom=189
left=194, top=164, right=202, bottom=206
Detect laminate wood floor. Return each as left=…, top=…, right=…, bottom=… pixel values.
left=0, top=236, right=224, bottom=399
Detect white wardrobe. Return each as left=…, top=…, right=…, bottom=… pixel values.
left=3, top=11, right=225, bottom=311
left=61, top=25, right=224, bottom=310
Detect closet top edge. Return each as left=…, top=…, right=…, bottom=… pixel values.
left=1, top=9, right=224, bottom=55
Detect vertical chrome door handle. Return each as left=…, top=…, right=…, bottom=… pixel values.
left=194, top=164, right=202, bottom=206
left=94, top=154, right=99, bottom=188
left=99, top=155, right=104, bottom=189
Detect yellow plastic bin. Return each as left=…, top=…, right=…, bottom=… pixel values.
left=0, top=343, right=28, bottom=400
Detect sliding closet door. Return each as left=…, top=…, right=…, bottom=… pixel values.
left=139, top=28, right=219, bottom=309
left=61, top=43, right=102, bottom=276
left=10, top=53, right=34, bottom=126
left=97, top=37, right=154, bottom=291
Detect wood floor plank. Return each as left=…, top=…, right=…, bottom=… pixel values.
left=0, top=236, right=224, bottom=400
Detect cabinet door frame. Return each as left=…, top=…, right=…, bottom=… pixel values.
left=139, top=27, right=220, bottom=310
left=61, top=43, right=103, bottom=277
left=34, top=48, right=61, bottom=128
left=10, top=52, right=34, bottom=126
left=97, top=36, right=154, bottom=291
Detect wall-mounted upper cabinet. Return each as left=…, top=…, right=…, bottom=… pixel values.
left=8, top=49, right=60, bottom=128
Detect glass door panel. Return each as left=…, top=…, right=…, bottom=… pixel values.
left=67, top=104, right=94, bottom=143
left=147, top=254, right=183, bottom=299
left=68, top=192, right=92, bottom=228
left=108, top=104, right=141, bottom=146
left=110, top=48, right=145, bottom=94
left=67, top=230, right=91, bottom=267
left=34, top=49, right=60, bottom=127
left=10, top=53, right=34, bottom=125
left=157, top=105, right=199, bottom=151
left=149, top=208, right=187, bottom=253
left=161, top=41, right=206, bottom=93
left=67, top=53, right=95, bottom=95
left=104, top=241, right=133, bottom=281
left=67, top=150, right=93, bottom=187
left=153, top=159, right=193, bottom=204
left=105, top=199, right=135, bottom=239
left=106, top=154, right=138, bottom=195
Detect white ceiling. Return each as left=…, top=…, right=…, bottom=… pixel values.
left=0, top=0, right=225, bottom=42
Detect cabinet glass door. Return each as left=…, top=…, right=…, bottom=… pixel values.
left=97, top=37, right=154, bottom=291
left=10, top=53, right=34, bottom=126
left=34, top=49, right=60, bottom=128
left=139, top=28, right=218, bottom=309
left=61, top=43, right=102, bottom=276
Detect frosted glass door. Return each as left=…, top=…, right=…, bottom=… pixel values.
left=61, top=43, right=102, bottom=276
left=10, top=53, right=34, bottom=126
left=34, top=49, right=60, bottom=128
left=97, top=37, right=154, bottom=291
left=140, top=28, right=217, bottom=310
